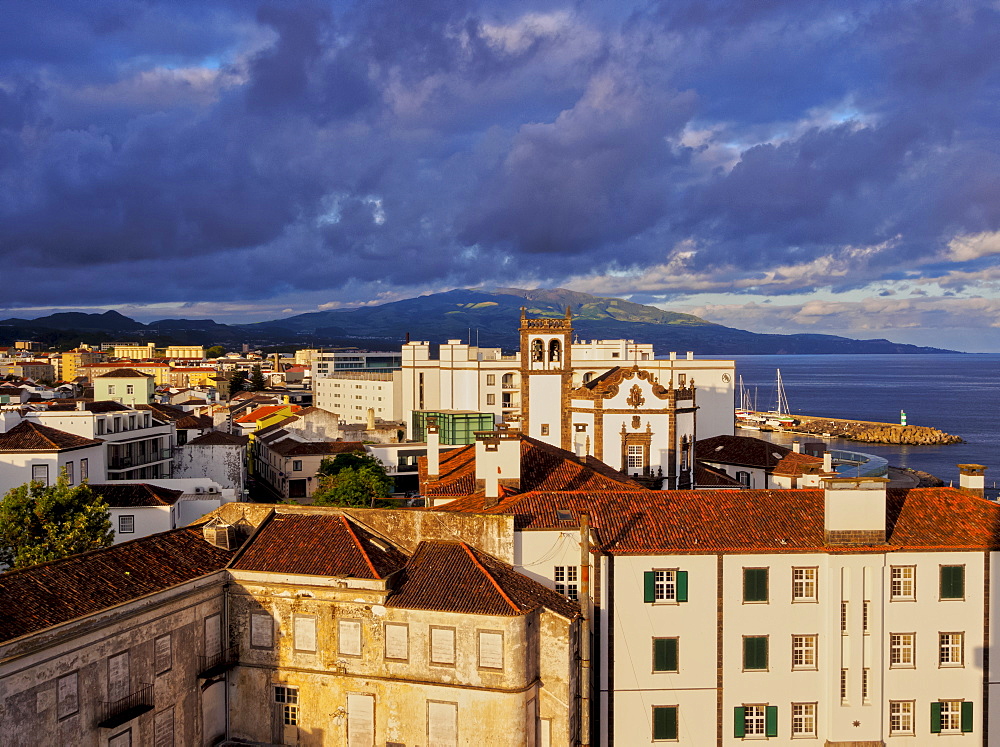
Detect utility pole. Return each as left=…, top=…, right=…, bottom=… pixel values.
left=579, top=511, right=591, bottom=747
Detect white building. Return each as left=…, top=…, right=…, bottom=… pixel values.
left=400, top=309, right=735, bottom=457
left=0, top=416, right=107, bottom=495
left=314, top=371, right=402, bottom=423
left=430, top=437, right=1000, bottom=744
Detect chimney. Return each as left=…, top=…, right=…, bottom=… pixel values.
left=669, top=352, right=677, bottom=360
left=958, top=464, right=987, bottom=498
left=426, top=421, right=440, bottom=480
left=823, top=452, right=833, bottom=473
left=366, top=407, right=375, bottom=430
left=0, top=410, right=23, bottom=433
left=475, top=426, right=521, bottom=506
left=821, top=476, right=890, bottom=545
left=686, top=351, right=694, bottom=360
left=792, top=440, right=801, bottom=453
left=76, top=400, right=86, bottom=411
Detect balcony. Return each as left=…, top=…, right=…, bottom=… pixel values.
left=108, top=449, right=172, bottom=471
left=198, top=644, right=239, bottom=679
left=96, top=683, right=154, bottom=729
left=501, top=383, right=518, bottom=390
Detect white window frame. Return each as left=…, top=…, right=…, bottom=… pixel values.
left=743, top=704, right=766, bottom=736
left=274, top=686, right=299, bottom=726
left=889, top=701, right=914, bottom=736
left=554, top=565, right=579, bottom=601
left=890, top=566, right=915, bottom=600
left=652, top=569, right=677, bottom=603
left=791, top=635, right=817, bottom=670
left=791, top=702, right=816, bottom=737
left=889, top=633, right=915, bottom=668
left=939, top=700, right=962, bottom=733
left=791, top=567, right=817, bottom=602
left=939, top=632, right=964, bottom=667
left=627, top=444, right=643, bottom=469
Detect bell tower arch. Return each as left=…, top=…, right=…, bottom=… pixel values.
left=519, top=306, right=573, bottom=449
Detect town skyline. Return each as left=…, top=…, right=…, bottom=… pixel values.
left=4, top=1, right=1000, bottom=351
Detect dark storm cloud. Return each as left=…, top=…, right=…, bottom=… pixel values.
left=0, top=0, right=999, bottom=311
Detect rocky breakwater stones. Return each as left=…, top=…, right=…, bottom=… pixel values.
left=793, top=418, right=963, bottom=445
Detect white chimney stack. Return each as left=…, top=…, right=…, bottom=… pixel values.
left=958, top=464, right=987, bottom=498
left=823, top=452, right=833, bottom=473
left=821, top=476, right=889, bottom=545
left=426, top=422, right=440, bottom=479
left=475, top=427, right=521, bottom=505
left=792, top=440, right=801, bottom=453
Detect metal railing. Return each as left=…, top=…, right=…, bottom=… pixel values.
left=198, top=644, right=239, bottom=678
left=97, top=683, right=154, bottom=728
left=108, top=449, right=172, bottom=470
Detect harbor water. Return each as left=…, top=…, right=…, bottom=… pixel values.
left=729, top=354, right=1000, bottom=485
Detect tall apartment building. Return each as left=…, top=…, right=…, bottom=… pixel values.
left=314, top=371, right=402, bottom=423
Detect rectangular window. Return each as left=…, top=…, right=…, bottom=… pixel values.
left=80, top=458, right=88, bottom=481
left=65, top=461, right=74, bottom=486
left=862, top=668, right=870, bottom=703
left=940, top=565, right=965, bottom=600
left=108, top=651, right=130, bottom=703
left=627, top=444, right=643, bottom=469
left=863, top=601, right=870, bottom=633
left=743, top=636, right=768, bottom=671
left=555, top=566, right=579, bottom=600
left=735, top=705, right=777, bottom=738
left=57, top=672, right=79, bottom=719
left=108, top=385, right=116, bottom=395
left=384, top=623, right=408, bottom=661
left=251, top=613, right=274, bottom=649
left=478, top=631, right=503, bottom=669
left=652, top=705, right=678, bottom=741
left=126, top=385, right=134, bottom=395
left=338, top=619, right=361, bottom=657
left=932, top=700, right=972, bottom=734
left=791, top=635, right=817, bottom=670
left=154, top=634, right=172, bottom=674
left=31, top=464, right=49, bottom=486
left=347, top=693, right=375, bottom=747
left=889, top=701, right=915, bottom=735
left=108, top=730, right=131, bottom=747
left=275, top=686, right=299, bottom=726
left=891, top=566, right=915, bottom=600
left=743, top=568, right=768, bottom=602
left=430, top=626, right=456, bottom=665
left=292, top=460, right=303, bottom=471
left=939, top=632, right=964, bottom=666
left=153, top=707, right=174, bottom=747
left=486, top=374, right=496, bottom=386
left=644, top=569, right=688, bottom=603
left=791, top=703, right=816, bottom=737
left=791, top=568, right=817, bottom=601
left=427, top=701, right=458, bottom=747
left=841, top=601, right=848, bottom=633
left=204, top=613, right=221, bottom=660
left=118, top=515, right=135, bottom=534
left=97, top=419, right=106, bottom=435
left=486, top=393, right=495, bottom=405
left=293, top=615, right=317, bottom=653
left=889, top=633, right=915, bottom=667
left=128, top=415, right=135, bottom=429
left=653, top=638, right=679, bottom=673
left=540, top=424, right=549, bottom=436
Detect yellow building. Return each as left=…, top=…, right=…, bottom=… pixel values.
left=61, top=349, right=104, bottom=381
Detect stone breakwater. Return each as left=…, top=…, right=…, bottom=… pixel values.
left=789, top=416, right=963, bottom=445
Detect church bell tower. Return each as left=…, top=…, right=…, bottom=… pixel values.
left=519, top=306, right=573, bottom=449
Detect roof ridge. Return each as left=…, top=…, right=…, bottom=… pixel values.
left=341, top=515, right=380, bottom=579
left=459, top=541, right=520, bottom=614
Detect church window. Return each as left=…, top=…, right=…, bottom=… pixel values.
left=548, top=339, right=561, bottom=362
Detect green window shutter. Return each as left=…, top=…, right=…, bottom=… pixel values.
left=676, top=570, right=688, bottom=602
left=744, top=568, right=768, bottom=602
left=734, top=707, right=746, bottom=738
left=653, top=706, right=678, bottom=740
left=743, top=636, right=767, bottom=670
left=652, top=638, right=678, bottom=672
left=931, top=701, right=942, bottom=733
left=644, top=571, right=656, bottom=603
left=961, top=701, right=974, bottom=732
left=765, top=706, right=778, bottom=737
left=941, top=565, right=965, bottom=599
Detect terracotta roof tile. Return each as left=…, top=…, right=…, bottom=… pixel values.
left=88, top=483, right=183, bottom=507
left=187, top=431, right=248, bottom=446
left=234, top=405, right=300, bottom=424
left=771, top=450, right=825, bottom=477
left=232, top=513, right=407, bottom=579
left=696, top=434, right=792, bottom=470
left=268, top=439, right=365, bottom=457
left=95, top=369, right=155, bottom=378
left=437, top=487, right=1000, bottom=554
left=694, top=462, right=743, bottom=487
left=387, top=541, right=579, bottom=618
left=0, top=420, right=102, bottom=452
left=0, top=527, right=234, bottom=643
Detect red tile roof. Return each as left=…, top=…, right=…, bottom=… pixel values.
left=88, top=483, right=183, bottom=507
left=0, top=420, right=102, bottom=452
left=771, top=450, right=826, bottom=477
left=231, top=513, right=407, bottom=579
left=234, top=405, right=300, bottom=424
left=0, top=527, right=235, bottom=643
left=696, top=434, right=797, bottom=470
left=267, top=439, right=365, bottom=457
left=387, top=540, right=579, bottom=618
left=95, top=369, right=155, bottom=378
left=421, top=435, right=643, bottom=498
left=187, top=431, right=248, bottom=446
left=694, top=462, right=743, bottom=487
left=436, top=487, right=1000, bottom=554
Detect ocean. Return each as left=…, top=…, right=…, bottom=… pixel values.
left=727, top=354, right=1000, bottom=486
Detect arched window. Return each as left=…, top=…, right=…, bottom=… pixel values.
left=531, top=339, right=544, bottom=362
left=502, top=373, right=516, bottom=388
left=549, top=339, right=561, bottom=362
left=583, top=371, right=594, bottom=384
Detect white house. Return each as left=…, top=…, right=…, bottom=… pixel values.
left=0, top=416, right=107, bottom=495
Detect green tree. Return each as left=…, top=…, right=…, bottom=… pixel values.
left=227, top=370, right=248, bottom=398
left=206, top=345, right=226, bottom=358
left=248, top=364, right=267, bottom=392
left=0, top=475, right=114, bottom=570
left=313, top=454, right=392, bottom=508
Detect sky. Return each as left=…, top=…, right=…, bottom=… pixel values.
left=2, top=1, right=1000, bottom=351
